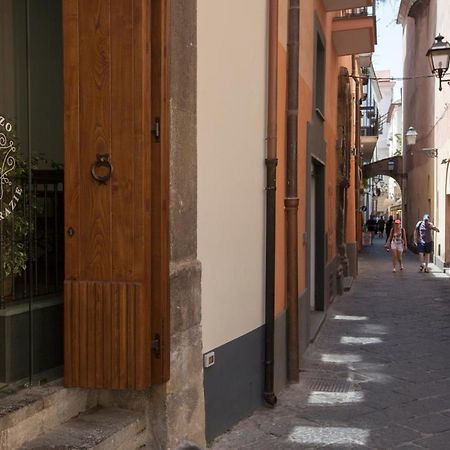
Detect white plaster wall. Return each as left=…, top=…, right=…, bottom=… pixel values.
left=388, top=103, right=403, bottom=204
left=388, top=103, right=402, bottom=157
left=375, top=72, right=395, bottom=162
left=373, top=74, right=395, bottom=216
left=197, top=1, right=267, bottom=353
left=393, top=103, right=403, bottom=156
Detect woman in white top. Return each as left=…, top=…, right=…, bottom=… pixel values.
left=385, top=219, right=407, bottom=272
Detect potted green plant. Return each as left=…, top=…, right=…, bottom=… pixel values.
left=0, top=129, right=34, bottom=301
left=1, top=215, right=30, bottom=299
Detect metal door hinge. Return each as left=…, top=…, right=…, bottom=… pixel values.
left=151, top=334, right=161, bottom=358
left=151, top=118, right=160, bottom=142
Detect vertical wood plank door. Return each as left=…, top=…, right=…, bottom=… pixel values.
left=63, top=0, right=163, bottom=390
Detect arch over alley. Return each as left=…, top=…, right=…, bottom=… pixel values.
left=362, top=155, right=406, bottom=189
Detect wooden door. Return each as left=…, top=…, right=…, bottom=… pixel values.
left=63, top=0, right=168, bottom=390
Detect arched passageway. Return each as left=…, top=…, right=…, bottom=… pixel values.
left=362, top=156, right=406, bottom=188
left=362, top=156, right=405, bottom=223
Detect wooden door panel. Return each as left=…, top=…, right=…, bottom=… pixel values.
left=110, top=0, right=135, bottom=282
left=78, top=0, right=112, bottom=281
left=63, top=0, right=81, bottom=283
left=65, top=281, right=148, bottom=390
left=63, top=0, right=153, bottom=390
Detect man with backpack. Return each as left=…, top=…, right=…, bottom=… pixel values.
left=413, top=214, right=440, bottom=273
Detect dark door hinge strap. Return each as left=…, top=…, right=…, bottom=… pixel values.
left=151, top=118, right=161, bottom=141
left=151, top=334, right=161, bottom=359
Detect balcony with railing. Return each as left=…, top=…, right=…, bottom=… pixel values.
left=360, top=77, right=381, bottom=164
left=361, top=106, right=380, bottom=137
left=332, top=5, right=377, bottom=56
left=323, top=0, right=373, bottom=12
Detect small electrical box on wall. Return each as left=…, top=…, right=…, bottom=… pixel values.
left=203, top=351, right=215, bottom=368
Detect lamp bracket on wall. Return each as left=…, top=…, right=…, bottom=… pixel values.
left=420, top=148, right=439, bottom=158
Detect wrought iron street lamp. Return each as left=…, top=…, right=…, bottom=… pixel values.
left=405, top=126, right=418, bottom=146
left=427, top=34, right=450, bottom=91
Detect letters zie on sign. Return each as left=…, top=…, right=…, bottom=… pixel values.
left=0, top=116, right=23, bottom=221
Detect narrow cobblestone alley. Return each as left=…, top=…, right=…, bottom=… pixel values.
left=210, top=239, right=450, bottom=449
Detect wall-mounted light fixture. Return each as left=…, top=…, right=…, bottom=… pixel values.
left=405, top=126, right=418, bottom=146
left=357, top=54, right=372, bottom=69
left=427, top=34, right=450, bottom=91
left=387, top=159, right=395, bottom=171
left=421, top=147, right=438, bottom=158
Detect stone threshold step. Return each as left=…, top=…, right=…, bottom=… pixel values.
left=19, top=407, right=146, bottom=450
left=0, top=385, right=96, bottom=449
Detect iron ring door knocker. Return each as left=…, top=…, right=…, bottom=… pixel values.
left=91, top=153, right=113, bottom=184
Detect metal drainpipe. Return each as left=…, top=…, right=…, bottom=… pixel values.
left=285, top=0, right=300, bottom=383
left=264, top=0, right=278, bottom=408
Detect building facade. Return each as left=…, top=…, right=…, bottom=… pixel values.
left=200, top=0, right=376, bottom=441
left=374, top=71, right=395, bottom=216
left=0, top=0, right=376, bottom=448
left=386, top=99, right=403, bottom=218
left=399, top=0, right=450, bottom=265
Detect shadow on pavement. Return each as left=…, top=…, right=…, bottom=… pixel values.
left=211, top=238, right=450, bottom=449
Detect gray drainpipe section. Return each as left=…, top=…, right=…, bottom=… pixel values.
left=264, top=0, right=278, bottom=408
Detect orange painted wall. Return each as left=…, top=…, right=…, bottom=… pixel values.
left=274, top=43, right=287, bottom=316
left=318, top=6, right=337, bottom=266
left=346, top=80, right=358, bottom=243
left=316, top=6, right=354, bottom=265
left=346, top=155, right=357, bottom=242
left=274, top=0, right=288, bottom=316
left=274, top=0, right=359, bottom=314
left=297, top=0, right=314, bottom=294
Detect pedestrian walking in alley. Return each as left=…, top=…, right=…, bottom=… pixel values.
left=377, top=216, right=385, bottom=238
left=366, top=215, right=377, bottom=244
left=385, top=218, right=407, bottom=272
left=211, top=239, right=450, bottom=449
left=414, top=213, right=439, bottom=273
left=385, top=215, right=394, bottom=242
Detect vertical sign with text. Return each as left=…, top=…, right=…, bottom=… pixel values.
left=0, top=116, right=22, bottom=220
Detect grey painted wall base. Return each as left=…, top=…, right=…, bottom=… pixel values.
left=435, top=255, right=446, bottom=270
left=274, top=310, right=287, bottom=395
left=309, top=310, right=326, bottom=343
left=203, top=326, right=265, bottom=442
left=276, top=289, right=323, bottom=383
left=325, top=256, right=338, bottom=309
left=298, top=289, right=310, bottom=359
left=346, top=242, right=358, bottom=277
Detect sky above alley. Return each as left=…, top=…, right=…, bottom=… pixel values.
left=372, top=0, right=403, bottom=98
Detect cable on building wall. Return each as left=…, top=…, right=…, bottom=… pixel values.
left=350, top=74, right=435, bottom=82
left=414, top=102, right=450, bottom=147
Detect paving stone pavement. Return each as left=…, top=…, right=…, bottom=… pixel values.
left=210, top=238, right=450, bottom=449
